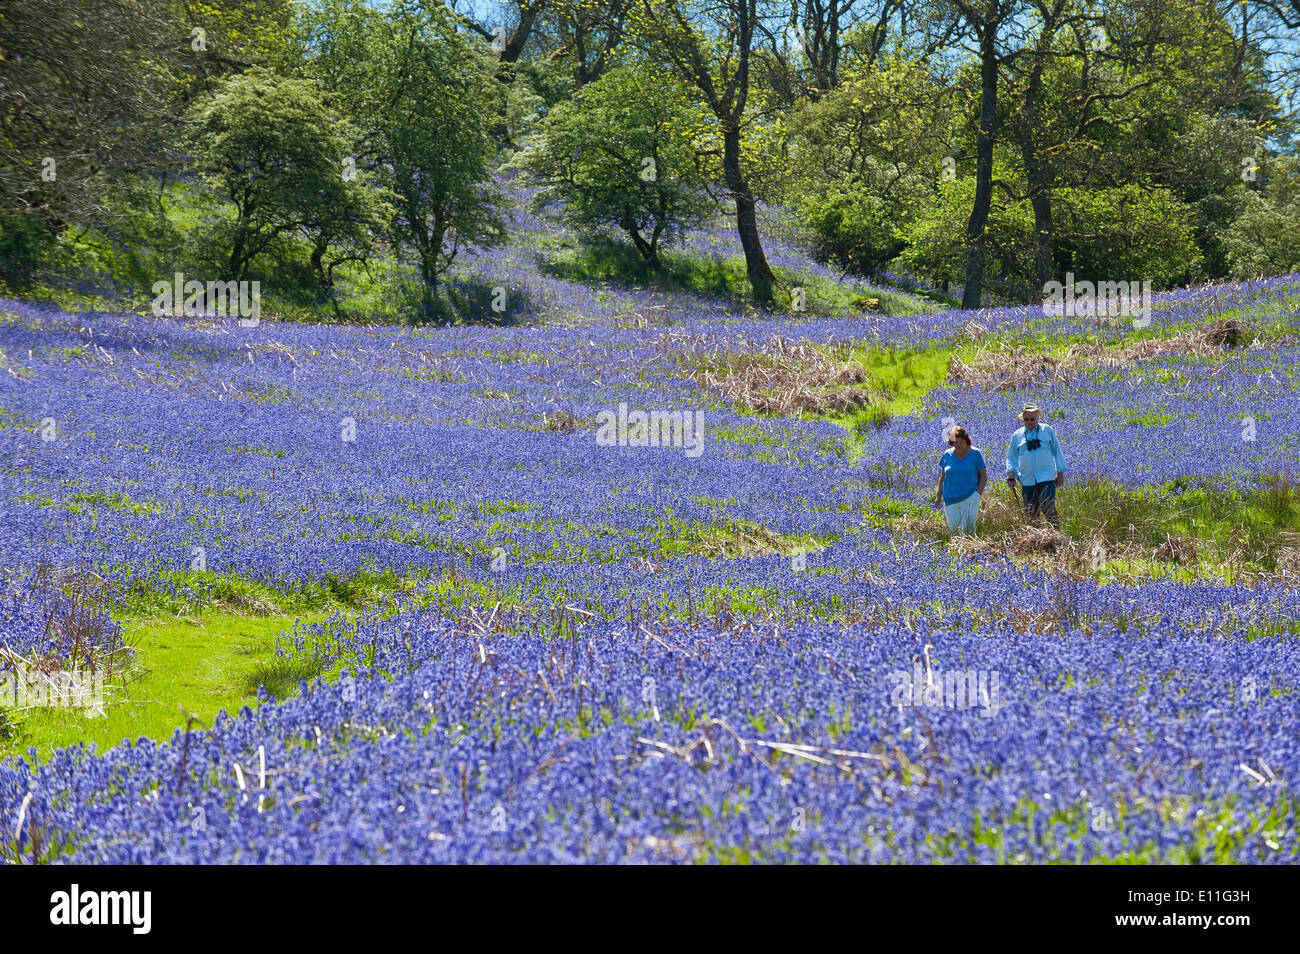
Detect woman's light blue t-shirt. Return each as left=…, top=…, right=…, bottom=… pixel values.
left=940, top=448, right=986, bottom=505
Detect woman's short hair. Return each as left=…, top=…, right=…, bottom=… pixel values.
left=946, top=425, right=972, bottom=447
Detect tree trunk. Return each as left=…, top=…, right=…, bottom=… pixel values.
left=961, top=33, right=999, bottom=311
left=225, top=224, right=247, bottom=283
left=310, top=237, right=328, bottom=290
left=410, top=200, right=441, bottom=291
left=722, top=123, right=776, bottom=304
left=650, top=211, right=666, bottom=269
left=1016, top=46, right=1054, bottom=289
left=620, top=209, right=657, bottom=267
left=1026, top=166, right=1054, bottom=289
left=501, top=3, right=542, bottom=64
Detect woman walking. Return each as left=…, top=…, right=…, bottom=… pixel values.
left=935, top=425, right=987, bottom=535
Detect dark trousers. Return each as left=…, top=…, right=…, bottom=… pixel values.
left=1021, top=480, right=1059, bottom=526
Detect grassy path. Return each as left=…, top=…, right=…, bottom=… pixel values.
left=2, top=612, right=330, bottom=762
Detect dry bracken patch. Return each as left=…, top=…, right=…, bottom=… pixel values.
left=949, top=318, right=1253, bottom=390
left=692, top=335, right=875, bottom=416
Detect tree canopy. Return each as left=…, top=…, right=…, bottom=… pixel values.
left=2, top=0, right=1297, bottom=313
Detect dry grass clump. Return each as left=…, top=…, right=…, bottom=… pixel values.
left=668, top=520, right=814, bottom=559
left=1153, top=533, right=1199, bottom=565
left=1271, top=545, right=1300, bottom=580
left=941, top=490, right=1073, bottom=560
left=950, top=318, right=1253, bottom=390
left=949, top=526, right=1200, bottom=573
left=1262, top=532, right=1300, bottom=582
left=538, top=410, right=578, bottom=433
left=1, top=562, right=131, bottom=694
left=613, top=305, right=674, bottom=329
left=957, top=319, right=991, bottom=342
left=915, top=489, right=1206, bottom=579
left=948, top=347, right=1079, bottom=390
left=690, top=523, right=792, bottom=557
left=694, top=336, right=874, bottom=416
left=904, top=472, right=1300, bottom=587
left=945, top=525, right=1117, bottom=577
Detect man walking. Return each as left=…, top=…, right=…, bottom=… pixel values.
left=1005, top=404, right=1068, bottom=526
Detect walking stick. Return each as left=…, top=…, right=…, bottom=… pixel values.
left=1007, top=475, right=1024, bottom=524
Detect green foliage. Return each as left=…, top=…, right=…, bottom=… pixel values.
left=787, top=58, right=951, bottom=277
left=186, top=69, right=390, bottom=284
left=0, top=0, right=183, bottom=286
left=300, top=0, right=505, bottom=298
left=1223, top=156, right=1300, bottom=278
left=186, top=0, right=299, bottom=78
left=1053, top=185, right=1204, bottom=287
left=894, top=179, right=1009, bottom=291
left=512, top=64, right=714, bottom=268
left=301, top=0, right=504, bottom=298
left=0, top=213, right=59, bottom=289
left=897, top=179, right=1203, bottom=297
left=3, top=0, right=1299, bottom=314
left=798, top=187, right=907, bottom=278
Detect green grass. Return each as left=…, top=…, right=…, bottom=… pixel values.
left=653, top=516, right=831, bottom=559
left=1, top=612, right=332, bottom=763
left=1119, top=410, right=1174, bottom=428
left=830, top=345, right=955, bottom=457
left=959, top=792, right=1294, bottom=864
left=119, top=567, right=431, bottom=617
left=541, top=234, right=936, bottom=317
left=908, top=474, right=1300, bottom=582
left=0, top=567, right=454, bottom=763
left=1044, top=476, right=1298, bottom=568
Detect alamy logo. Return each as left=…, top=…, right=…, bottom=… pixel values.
left=595, top=403, right=704, bottom=458
left=151, top=272, right=260, bottom=325
left=50, top=884, right=151, bottom=934
left=1041, top=273, right=1152, bottom=327
left=889, top=665, right=1001, bottom=718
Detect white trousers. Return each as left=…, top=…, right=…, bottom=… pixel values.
left=943, top=492, right=980, bottom=535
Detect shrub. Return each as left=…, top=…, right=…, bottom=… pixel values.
left=511, top=64, right=713, bottom=269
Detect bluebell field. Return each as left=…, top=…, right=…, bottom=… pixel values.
left=2, top=196, right=1299, bottom=863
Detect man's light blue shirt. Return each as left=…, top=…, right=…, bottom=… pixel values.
left=1006, top=423, right=1068, bottom=486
